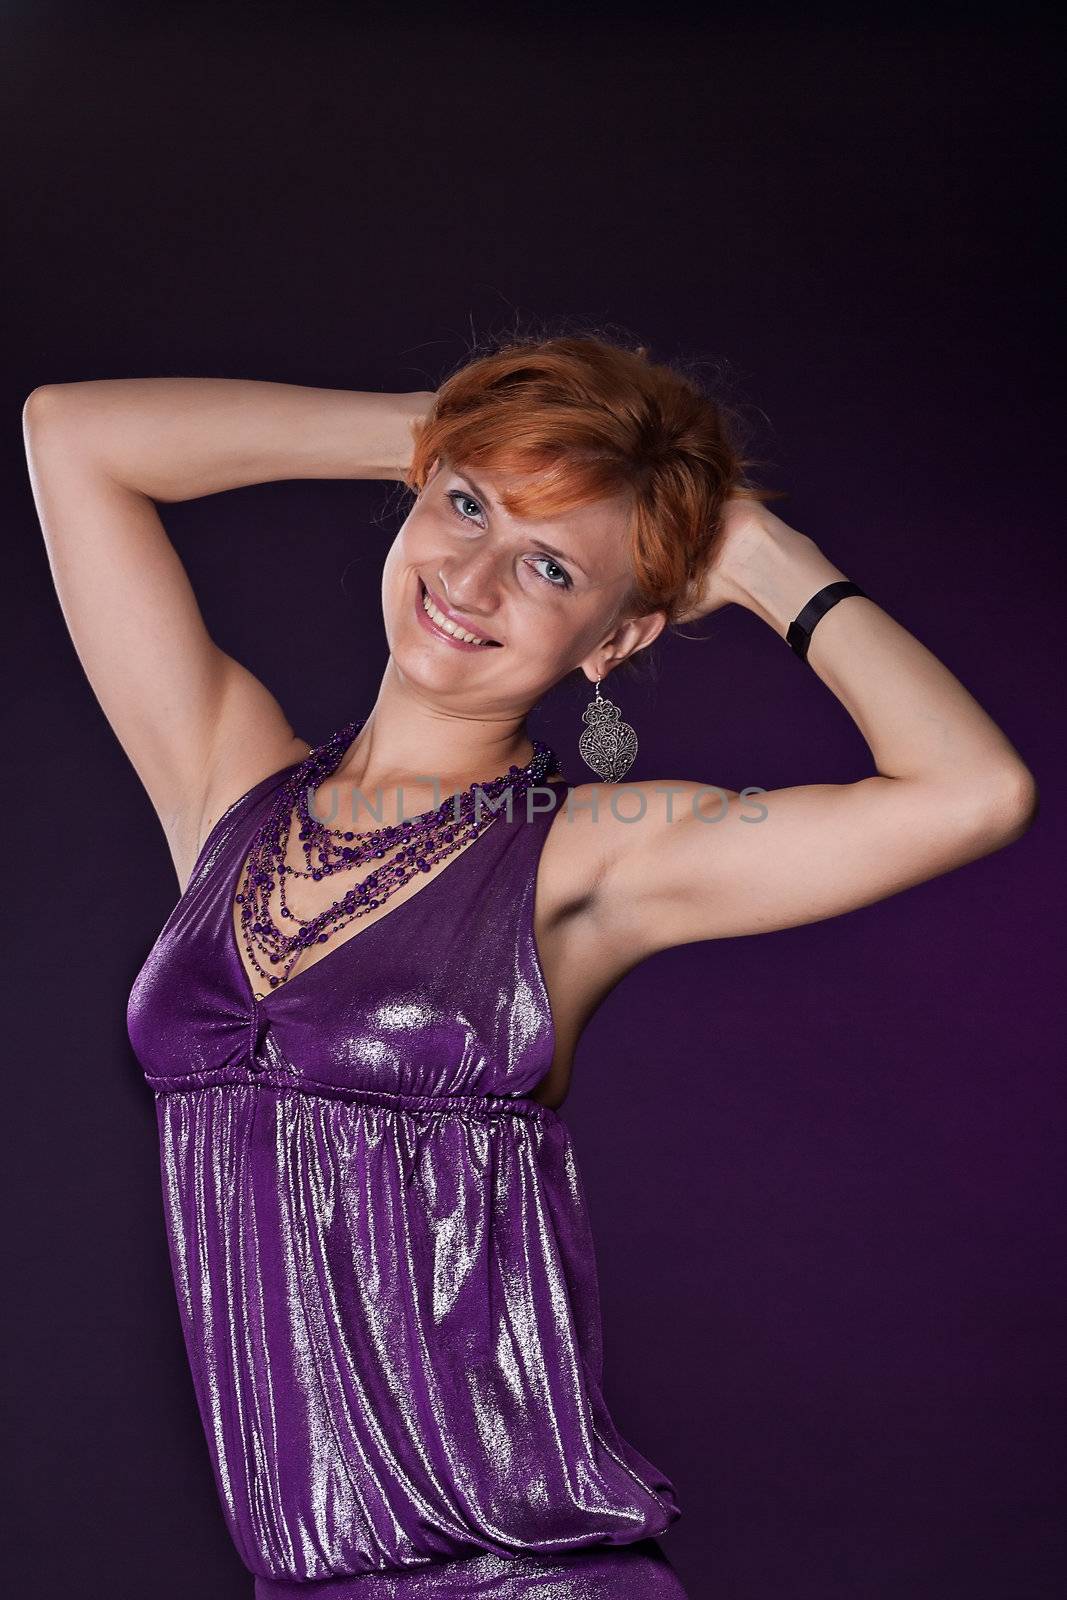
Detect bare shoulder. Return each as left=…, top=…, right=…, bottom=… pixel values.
left=540, top=776, right=742, bottom=894
left=529, top=778, right=747, bottom=1099
left=196, top=731, right=311, bottom=853
left=538, top=776, right=748, bottom=964
left=536, top=777, right=739, bottom=922
left=536, top=780, right=602, bottom=917
left=173, top=664, right=313, bottom=891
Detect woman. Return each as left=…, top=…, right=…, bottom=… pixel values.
left=23, top=335, right=1037, bottom=1598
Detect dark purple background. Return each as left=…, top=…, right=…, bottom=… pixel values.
left=3, top=7, right=1062, bottom=1597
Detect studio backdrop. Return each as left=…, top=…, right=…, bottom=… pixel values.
left=3, top=7, right=1061, bottom=1599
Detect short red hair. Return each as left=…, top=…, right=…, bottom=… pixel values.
left=403, top=326, right=781, bottom=671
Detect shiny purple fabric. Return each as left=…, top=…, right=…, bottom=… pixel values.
left=127, top=756, right=686, bottom=1596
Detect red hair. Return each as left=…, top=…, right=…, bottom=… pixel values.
left=403, top=324, right=783, bottom=677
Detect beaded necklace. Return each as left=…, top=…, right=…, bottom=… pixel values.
left=234, top=715, right=561, bottom=997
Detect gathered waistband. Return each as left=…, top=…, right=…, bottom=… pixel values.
left=146, top=1063, right=559, bottom=1124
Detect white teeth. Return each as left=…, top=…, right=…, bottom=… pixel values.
left=421, top=585, right=495, bottom=645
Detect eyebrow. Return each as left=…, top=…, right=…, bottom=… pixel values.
left=456, top=471, right=590, bottom=579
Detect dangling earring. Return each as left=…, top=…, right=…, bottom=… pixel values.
left=578, top=672, right=638, bottom=782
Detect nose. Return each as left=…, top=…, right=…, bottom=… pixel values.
left=437, top=555, right=499, bottom=622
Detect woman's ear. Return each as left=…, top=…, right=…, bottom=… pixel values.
left=613, top=610, right=668, bottom=662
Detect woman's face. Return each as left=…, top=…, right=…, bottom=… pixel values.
left=381, top=456, right=665, bottom=711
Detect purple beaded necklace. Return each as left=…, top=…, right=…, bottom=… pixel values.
left=235, top=715, right=561, bottom=997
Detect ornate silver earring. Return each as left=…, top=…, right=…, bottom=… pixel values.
left=578, top=673, right=638, bottom=782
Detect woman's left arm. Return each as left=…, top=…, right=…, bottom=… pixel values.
left=580, top=500, right=1039, bottom=956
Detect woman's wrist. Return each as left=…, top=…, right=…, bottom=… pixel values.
left=293, top=387, right=436, bottom=482
left=720, top=513, right=851, bottom=639
left=386, top=390, right=437, bottom=482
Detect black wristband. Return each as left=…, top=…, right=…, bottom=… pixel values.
left=786, top=581, right=868, bottom=661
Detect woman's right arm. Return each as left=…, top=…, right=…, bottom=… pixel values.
left=22, top=378, right=433, bottom=887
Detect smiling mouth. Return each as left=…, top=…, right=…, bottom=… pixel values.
left=418, top=579, right=502, bottom=646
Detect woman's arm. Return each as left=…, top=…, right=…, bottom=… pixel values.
left=575, top=499, right=1039, bottom=958
left=22, top=379, right=434, bottom=885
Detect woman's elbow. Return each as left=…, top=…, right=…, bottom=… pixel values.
left=23, top=384, right=70, bottom=433
left=975, top=765, right=1040, bottom=847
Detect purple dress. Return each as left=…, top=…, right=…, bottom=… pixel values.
left=127, top=746, right=687, bottom=1598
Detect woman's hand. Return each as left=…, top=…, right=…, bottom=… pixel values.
left=677, top=489, right=853, bottom=643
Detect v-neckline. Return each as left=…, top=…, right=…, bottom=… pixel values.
left=226, top=773, right=570, bottom=1012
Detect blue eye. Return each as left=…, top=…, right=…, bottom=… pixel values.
left=446, top=490, right=484, bottom=525
left=528, top=555, right=572, bottom=590
left=444, top=489, right=573, bottom=590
